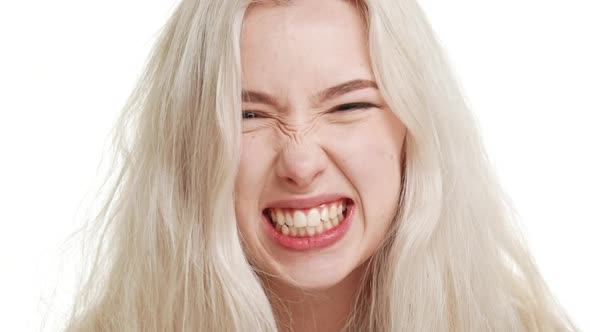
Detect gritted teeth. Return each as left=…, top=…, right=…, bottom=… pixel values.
left=265, top=199, right=349, bottom=237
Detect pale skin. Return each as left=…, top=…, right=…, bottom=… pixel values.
left=235, top=1, right=407, bottom=331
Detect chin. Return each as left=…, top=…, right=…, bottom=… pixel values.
left=272, top=243, right=364, bottom=291
left=283, top=266, right=351, bottom=290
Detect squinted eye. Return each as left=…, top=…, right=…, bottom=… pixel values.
left=242, top=111, right=260, bottom=119
left=333, top=102, right=377, bottom=112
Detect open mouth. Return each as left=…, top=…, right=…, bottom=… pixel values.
left=263, top=198, right=353, bottom=238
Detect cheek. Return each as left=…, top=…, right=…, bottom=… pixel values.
left=236, top=134, right=270, bottom=194
left=327, top=113, right=404, bottom=243
left=234, top=134, right=274, bottom=227
left=350, top=134, right=402, bottom=222
left=328, top=116, right=403, bottom=199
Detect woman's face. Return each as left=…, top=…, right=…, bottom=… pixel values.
left=235, top=0, right=406, bottom=289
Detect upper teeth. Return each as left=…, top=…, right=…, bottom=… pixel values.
left=269, top=199, right=346, bottom=228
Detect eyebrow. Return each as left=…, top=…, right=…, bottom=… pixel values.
left=241, top=79, right=378, bottom=109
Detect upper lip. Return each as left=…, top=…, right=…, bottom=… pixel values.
left=264, top=193, right=350, bottom=210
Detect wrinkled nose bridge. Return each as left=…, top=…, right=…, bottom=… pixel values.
left=280, top=118, right=317, bottom=142
left=279, top=129, right=317, bottom=168
left=278, top=118, right=324, bottom=157
left=275, top=127, right=327, bottom=188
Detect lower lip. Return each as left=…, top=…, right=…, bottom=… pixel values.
left=262, top=201, right=354, bottom=251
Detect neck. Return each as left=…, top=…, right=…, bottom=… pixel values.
left=263, top=262, right=368, bottom=332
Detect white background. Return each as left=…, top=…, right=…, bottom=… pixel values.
left=0, top=1, right=588, bottom=331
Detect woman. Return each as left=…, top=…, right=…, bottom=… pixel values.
left=65, top=0, right=578, bottom=331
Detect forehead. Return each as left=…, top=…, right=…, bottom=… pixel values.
left=240, top=0, right=373, bottom=96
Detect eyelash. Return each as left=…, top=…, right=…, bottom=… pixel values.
left=241, top=102, right=376, bottom=119
left=333, top=102, right=376, bottom=112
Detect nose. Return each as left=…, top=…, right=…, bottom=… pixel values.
left=275, top=141, right=328, bottom=191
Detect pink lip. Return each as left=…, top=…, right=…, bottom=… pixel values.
left=262, top=200, right=354, bottom=251
left=264, top=193, right=349, bottom=210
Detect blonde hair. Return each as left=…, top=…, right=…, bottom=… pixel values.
left=64, top=0, right=579, bottom=331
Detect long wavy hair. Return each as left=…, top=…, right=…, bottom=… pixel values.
left=64, top=0, right=579, bottom=331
